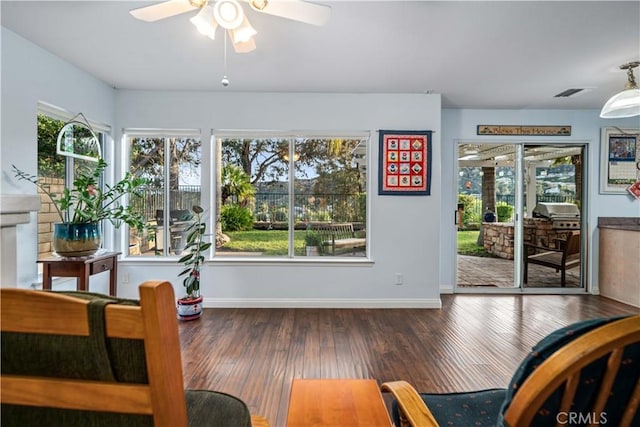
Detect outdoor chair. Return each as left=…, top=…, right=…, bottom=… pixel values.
left=1, top=280, right=269, bottom=427
left=524, top=230, right=581, bottom=286
left=382, top=314, right=640, bottom=427
left=154, top=209, right=193, bottom=253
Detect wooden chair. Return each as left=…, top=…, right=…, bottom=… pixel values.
left=382, top=315, right=640, bottom=427
left=1, top=281, right=269, bottom=427
left=524, top=230, right=581, bottom=286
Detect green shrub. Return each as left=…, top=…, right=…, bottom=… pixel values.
left=496, top=202, right=514, bottom=222
left=458, top=193, right=481, bottom=226
left=221, top=204, right=254, bottom=231
left=304, top=230, right=322, bottom=247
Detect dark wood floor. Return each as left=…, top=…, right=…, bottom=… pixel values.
left=179, top=295, right=639, bottom=426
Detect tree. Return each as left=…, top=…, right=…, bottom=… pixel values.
left=551, top=155, right=582, bottom=209
left=310, top=139, right=365, bottom=222
left=214, top=140, right=229, bottom=248
left=129, top=137, right=200, bottom=190
left=37, top=114, right=66, bottom=178
left=216, top=136, right=365, bottom=239
left=221, top=138, right=350, bottom=185
left=221, top=164, right=255, bottom=206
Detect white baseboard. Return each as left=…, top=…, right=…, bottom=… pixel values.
left=439, top=285, right=454, bottom=294
left=202, top=298, right=442, bottom=309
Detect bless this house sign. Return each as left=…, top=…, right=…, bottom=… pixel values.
left=378, top=130, right=432, bottom=195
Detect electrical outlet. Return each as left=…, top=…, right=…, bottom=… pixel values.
left=121, top=272, right=129, bottom=284
left=395, top=273, right=403, bottom=285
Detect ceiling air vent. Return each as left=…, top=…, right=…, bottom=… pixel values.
left=554, top=88, right=584, bottom=98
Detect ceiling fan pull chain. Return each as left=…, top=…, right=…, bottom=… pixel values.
left=221, top=31, right=230, bottom=87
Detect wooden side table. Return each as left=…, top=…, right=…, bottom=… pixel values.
left=38, top=251, right=121, bottom=296
left=287, top=379, right=392, bottom=426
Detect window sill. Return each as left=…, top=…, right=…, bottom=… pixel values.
left=119, top=255, right=374, bottom=267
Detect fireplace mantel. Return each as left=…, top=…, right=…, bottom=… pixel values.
left=1, top=194, right=41, bottom=287
left=1, top=194, right=41, bottom=227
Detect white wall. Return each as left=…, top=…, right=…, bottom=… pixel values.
left=115, top=91, right=443, bottom=306
left=5, top=25, right=637, bottom=305
left=1, top=28, right=116, bottom=289
left=440, top=109, right=640, bottom=293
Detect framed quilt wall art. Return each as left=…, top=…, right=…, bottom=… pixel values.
left=378, top=129, right=432, bottom=195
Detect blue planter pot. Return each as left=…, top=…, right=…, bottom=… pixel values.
left=53, top=222, right=102, bottom=257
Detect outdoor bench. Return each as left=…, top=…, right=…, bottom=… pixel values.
left=309, top=222, right=366, bottom=255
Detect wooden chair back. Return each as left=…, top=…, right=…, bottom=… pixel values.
left=563, top=230, right=581, bottom=260
left=1, top=281, right=189, bottom=426
left=383, top=315, right=640, bottom=427
left=503, top=314, right=640, bottom=426
left=524, top=230, right=581, bottom=285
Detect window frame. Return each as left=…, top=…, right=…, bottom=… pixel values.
left=36, top=102, right=111, bottom=257
left=123, top=128, right=203, bottom=258
left=213, top=129, right=372, bottom=261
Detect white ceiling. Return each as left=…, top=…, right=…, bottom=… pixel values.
left=2, top=1, right=639, bottom=110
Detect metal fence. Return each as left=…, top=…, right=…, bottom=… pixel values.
left=256, top=192, right=365, bottom=223
left=132, top=186, right=202, bottom=221
left=132, top=187, right=365, bottom=224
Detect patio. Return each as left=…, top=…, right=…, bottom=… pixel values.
left=457, top=254, right=581, bottom=288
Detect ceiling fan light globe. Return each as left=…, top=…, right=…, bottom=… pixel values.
left=190, top=5, right=218, bottom=37
left=231, top=17, right=257, bottom=44
left=600, top=88, right=640, bottom=118
left=214, top=0, right=244, bottom=29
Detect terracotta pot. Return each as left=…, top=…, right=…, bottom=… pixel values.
left=53, top=222, right=101, bottom=257
left=177, top=294, right=203, bottom=321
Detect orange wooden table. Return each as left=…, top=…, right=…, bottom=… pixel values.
left=287, top=379, right=392, bottom=427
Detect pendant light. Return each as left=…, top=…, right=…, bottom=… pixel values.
left=600, top=61, right=640, bottom=118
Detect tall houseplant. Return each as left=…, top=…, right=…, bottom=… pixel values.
left=13, top=159, right=149, bottom=257
left=177, top=206, right=211, bottom=320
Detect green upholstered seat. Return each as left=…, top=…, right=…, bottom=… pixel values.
left=1, top=285, right=254, bottom=427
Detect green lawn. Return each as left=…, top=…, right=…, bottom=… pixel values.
left=457, top=230, right=495, bottom=257
left=223, top=229, right=494, bottom=257
left=222, top=230, right=307, bottom=256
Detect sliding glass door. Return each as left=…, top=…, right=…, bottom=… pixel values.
left=457, top=144, right=518, bottom=289
left=521, top=144, right=584, bottom=289
left=456, top=142, right=586, bottom=291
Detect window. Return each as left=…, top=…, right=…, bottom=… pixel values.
left=36, top=105, right=108, bottom=259
left=126, top=130, right=202, bottom=257
left=216, top=132, right=368, bottom=258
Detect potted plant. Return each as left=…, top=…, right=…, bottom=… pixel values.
left=304, top=229, right=322, bottom=256
left=177, top=206, right=211, bottom=320
left=12, top=159, right=149, bottom=257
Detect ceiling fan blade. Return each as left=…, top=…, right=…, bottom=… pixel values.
left=129, top=0, right=198, bottom=22
left=248, top=0, right=331, bottom=26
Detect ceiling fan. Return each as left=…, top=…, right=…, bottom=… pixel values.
left=130, top=0, right=331, bottom=53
